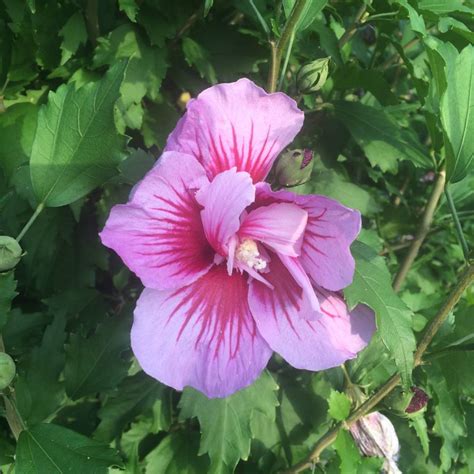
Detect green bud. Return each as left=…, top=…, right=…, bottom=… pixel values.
left=296, top=57, right=330, bottom=94
left=385, top=386, right=429, bottom=418
left=0, top=236, right=22, bottom=272
left=0, top=353, right=16, bottom=389
left=275, top=149, right=314, bottom=187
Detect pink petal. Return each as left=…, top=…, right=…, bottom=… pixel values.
left=165, top=78, right=304, bottom=183
left=248, top=255, right=375, bottom=371
left=278, top=254, right=320, bottom=313
left=131, top=266, right=272, bottom=398
left=100, top=152, right=213, bottom=290
left=255, top=184, right=361, bottom=291
left=239, top=203, right=308, bottom=257
left=196, top=168, right=255, bottom=256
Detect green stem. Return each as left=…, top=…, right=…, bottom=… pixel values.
left=283, top=264, right=474, bottom=473
left=277, top=31, right=295, bottom=90
left=445, top=186, right=470, bottom=261
left=267, top=0, right=308, bottom=92
left=16, top=202, right=45, bottom=242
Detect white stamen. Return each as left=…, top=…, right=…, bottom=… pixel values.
left=235, top=239, right=267, bottom=271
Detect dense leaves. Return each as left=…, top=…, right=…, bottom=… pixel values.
left=1, top=0, right=473, bottom=473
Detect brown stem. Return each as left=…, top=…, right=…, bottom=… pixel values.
left=2, top=391, right=25, bottom=441
left=392, top=169, right=446, bottom=292
left=337, top=3, right=370, bottom=48
left=283, top=263, right=474, bottom=473
left=267, top=0, right=308, bottom=92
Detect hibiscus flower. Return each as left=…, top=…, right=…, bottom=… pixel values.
left=100, top=78, right=375, bottom=398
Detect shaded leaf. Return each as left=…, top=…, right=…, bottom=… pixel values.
left=179, top=371, right=279, bottom=473
left=16, top=423, right=122, bottom=474
left=334, top=101, right=431, bottom=172
left=65, top=315, right=130, bottom=400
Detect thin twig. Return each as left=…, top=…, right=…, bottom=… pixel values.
left=283, top=264, right=474, bottom=473
left=444, top=186, right=470, bottom=261
left=392, top=169, right=446, bottom=292
left=338, top=3, right=370, bottom=48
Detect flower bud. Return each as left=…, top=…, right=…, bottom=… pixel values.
left=296, top=57, right=330, bottom=94
left=0, top=353, right=16, bottom=390
left=0, top=236, right=22, bottom=272
left=275, top=149, right=314, bottom=187
left=385, top=386, right=429, bottom=418
left=350, top=412, right=401, bottom=474
left=405, top=387, right=429, bottom=415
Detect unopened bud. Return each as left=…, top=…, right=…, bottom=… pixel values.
left=275, top=149, right=314, bottom=187
left=350, top=412, right=401, bottom=474
left=0, top=236, right=22, bottom=272
left=296, top=57, right=330, bottom=94
left=405, top=387, right=429, bottom=415
left=0, top=353, right=16, bottom=390
left=385, top=386, right=429, bottom=418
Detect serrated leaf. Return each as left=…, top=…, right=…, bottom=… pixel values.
left=15, top=315, right=66, bottom=425
left=182, top=37, right=217, bottom=84
left=328, top=390, right=351, bottom=421
left=427, top=366, right=466, bottom=471
left=30, top=61, right=127, bottom=207
left=345, top=241, right=416, bottom=387
left=409, top=414, right=430, bottom=459
left=59, top=12, right=87, bottom=65
left=333, top=101, right=431, bottom=172
left=65, top=316, right=130, bottom=400
left=179, top=371, right=279, bottom=473
left=119, top=0, right=139, bottom=22
left=94, top=372, right=168, bottom=442
left=0, top=271, right=17, bottom=330
left=16, top=423, right=122, bottom=473
left=145, top=432, right=209, bottom=473
left=441, top=45, right=474, bottom=183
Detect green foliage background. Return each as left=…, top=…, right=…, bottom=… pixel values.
left=0, top=0, right=473, bottom=472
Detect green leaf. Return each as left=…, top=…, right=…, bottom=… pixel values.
left=333, top=101, right=432, bottom=172
left=15, top=315, right=66, bottom=425
left=30, top=61, right=127, bottom=207
left=182, top=37, right=217, bottom=84
left=94, top=372, right=168, bottom=442
left=328, top=390, right=352, bottom=421
left=119, top=0, right=139, bottom=22
left=394, top=0, right=426, bottom=35
left=283, top=0, right=328, bottom=30
left=0, top=271, right=17, bottom=330
left=145, top=432, right=209, bottom=473
left=409, top=414, right=430, bottom=459
left=59, top=12, right=87, bottom=65
left=441, top=45, right=474, bottom=183
left=427, top=366, right=466, bottom=470
left=333, top=430, right=362, bottom=473
left=16, top=423, right=122, bottom=473
left=0, top=103, right=38, bottom=182
left=418, top=0, right=472, bottom=14
left=345, top=241, right=416, bottom=387
left=179, top=371, right=279, bottom=473
left=203, top=0, right=214, bottom=17
left=65, top=316, right=130, bottom=400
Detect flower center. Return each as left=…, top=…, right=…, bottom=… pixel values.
left=235, top=239, right=267, bottom=271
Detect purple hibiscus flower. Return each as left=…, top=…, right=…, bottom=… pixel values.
left=100, top=78, right=375, bottom=398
